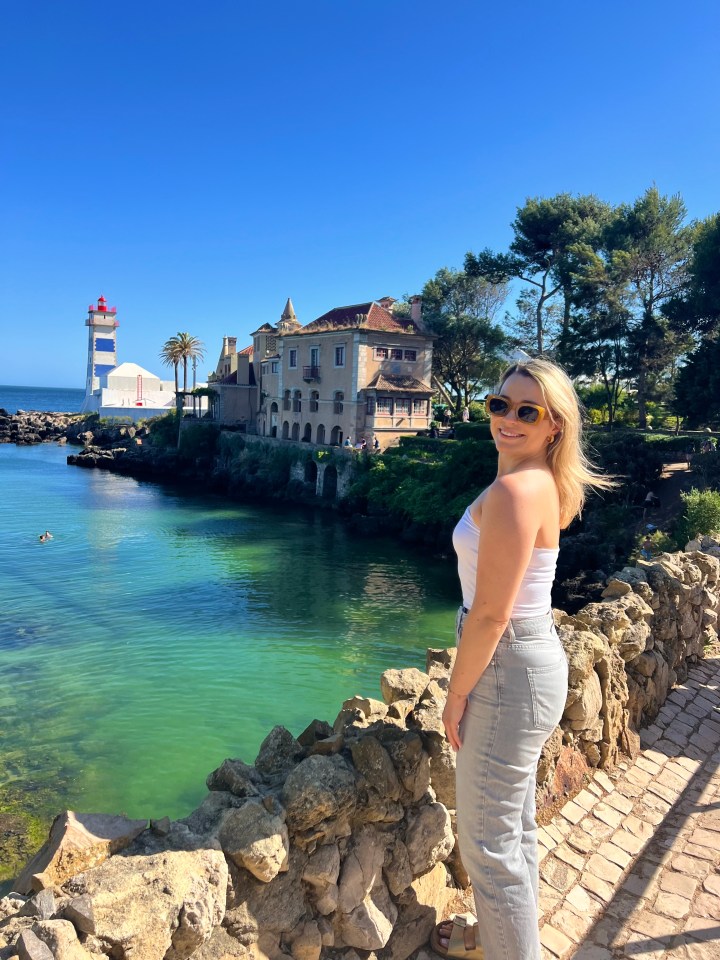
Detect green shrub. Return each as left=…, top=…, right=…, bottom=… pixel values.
left=145, top=412, right=180, bottom=449
left=178, top=424, right=220, bottom=460
left=674, top=488, right=720, bottom=545
left=454, top=421, right=492, bottom=442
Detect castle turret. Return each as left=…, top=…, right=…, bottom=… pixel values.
left=82, top=295, right=119, bottom=408
left=277, top=298, right=301, bottom=335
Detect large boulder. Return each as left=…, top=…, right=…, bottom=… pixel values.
left=281, top=755, right=357, bottom=836
left=61, top=846, right=227, bottom=960
left=14, top=812, right=148, bottom=895
left=218, top=800, right=289, bottom=882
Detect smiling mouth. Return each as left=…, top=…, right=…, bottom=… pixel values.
left=499, top=429, right=524, bottom=438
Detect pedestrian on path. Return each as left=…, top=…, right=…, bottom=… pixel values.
left=432, top=359, right=615, bottom=960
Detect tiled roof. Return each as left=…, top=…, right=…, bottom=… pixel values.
left=366, top=373, right=432, bottom=394
left=252, top=323, right=276, bottom=334
left=238, top=345, right=253, bottom=356
left=217, top=371, right=238, bottom=385
left=298, top=301, right=419, bottom=335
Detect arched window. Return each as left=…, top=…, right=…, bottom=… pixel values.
left=316, top=424, right=326, bottom=445
left=283, top=390, right=291, bottom=411
left=303, top=422, right=312, bottom=442
left=330, top=425, right=342, bottom=445
left=309, top=390, right=319, bottom=413
left=282, top=421, right=290, bottom=439
left=334, top=391, right=344, bottom=415
left=291, top=422, right=300, bottom=441
left=293, top=390, right=302, bottom=413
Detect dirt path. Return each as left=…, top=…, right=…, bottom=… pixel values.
left=644, top=461, right=696, bottom=533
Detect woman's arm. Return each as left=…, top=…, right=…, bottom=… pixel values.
left=443, top=473, right=544, bottom=750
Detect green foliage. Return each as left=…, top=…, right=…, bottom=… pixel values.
left=421, top=267, right=508, bottom=408
left=454, top=421, right=492, bottom=441
left=350, top=439, right=497, bottom=528
left=636, top=527, right=677, bottom=558
left=673, top=337, right=720, bottom=428
left=178, top=424, right=220, bottom=460
left=222, top=439, right=300, bottom=494
left=674, top=488, right=720, bottom=545
left=398, top=435, right=449, bottom=454
left=145, top=412, right=180, bottom=449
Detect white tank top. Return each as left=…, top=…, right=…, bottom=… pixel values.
left=452, top=506, right=558, bottom=619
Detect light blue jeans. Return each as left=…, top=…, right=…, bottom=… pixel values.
left=455, top=608, right=568, bottom=960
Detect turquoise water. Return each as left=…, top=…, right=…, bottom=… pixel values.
left=0, top=385, right=84, bottom=414
left=1, top=442, right=459, bottom=822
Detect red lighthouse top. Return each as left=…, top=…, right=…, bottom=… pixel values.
left=97, top=295, right=107, bottom=312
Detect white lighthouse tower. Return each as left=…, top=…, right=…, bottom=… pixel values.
left=81, top=295, right=119, bottom=412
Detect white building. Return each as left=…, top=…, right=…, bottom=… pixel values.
left=80, top=296, right=205, bottom=421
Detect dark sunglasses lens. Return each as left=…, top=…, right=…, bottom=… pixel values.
left=518, top=405, right=540, bottom=424
left=488, top=397, right=509, bottom=416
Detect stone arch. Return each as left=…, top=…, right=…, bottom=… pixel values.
left=282, top=421, right=290, bottom=439
left=270, top=402, right=279, bottom=438
left=322, top=464, right=338, bottom=500
left=316, top=423, right=326, bottom=445
left=304, top=460, right=318, bottom=486
left=330, top=425, right=343, bottom=446
left=303, top=422, right=312, bottom=442
left=291, top=422, right=300, bottom=441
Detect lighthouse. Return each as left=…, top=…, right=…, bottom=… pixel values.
left=81, top=295, right=119, bottom=411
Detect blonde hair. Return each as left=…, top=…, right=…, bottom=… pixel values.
left=499, top=358, right=615, bottom=528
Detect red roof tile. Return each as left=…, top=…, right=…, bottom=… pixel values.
left=238, top=345, right=253, bottom=356
left=298, top=301, right=420, bottom=335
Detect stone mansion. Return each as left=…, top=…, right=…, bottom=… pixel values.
left=210, top=296, right=434, bottom=449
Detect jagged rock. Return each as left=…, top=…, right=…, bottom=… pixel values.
left=342, top=696, right=388, bottom=720
left=287, top=919, right=322, bottom=960
left=61, top=846, right=227, bottom=960
left=308, top=733, right=344, bottom=756
left=337, top=827, right=397, bottom=950
left=350, top=737, right=403, bottom=822
left=379, top=668, right=430, bottom=706
left=16, top=929, right=54, bottom=960
left=565, top=671, right=603, bottom=729
left=384, top=733, right=432, bottom=805
left=14, top=812, right=148, bottom=895
left=404, top=803, right=454, bottom=877
left=151, top=817, right=172, bottom=836
left=255, top=727, right=304, bottom=782
left=63, top=895, right=95, bottom=935
left=383, top=838, right=413, bottom=897
left=224, top=848, right=308, bottom=942
left=296, top=719, right=334, bottom=747
left=601, top=578, right=633, bottom=598
left=207, top=759, right=262, bottom=798
left=0, top=893, right=28, bottom=921
left=281, top=756, right=357, bottom=834
left=382, top=861, right=451, bottom=960
left=218, top=800, right=289, bottom=882
left=29, top=920, right=94, bottom=959
left=18, top=889, right=56, bottom=920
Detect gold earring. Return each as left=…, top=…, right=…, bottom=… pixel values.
left=547, top=435, right=554, bottom=443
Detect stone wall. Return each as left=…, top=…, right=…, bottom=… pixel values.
left=1, top=548, right=717, bottom=960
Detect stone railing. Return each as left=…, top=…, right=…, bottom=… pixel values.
left=1, top=547, right=717, bottom=960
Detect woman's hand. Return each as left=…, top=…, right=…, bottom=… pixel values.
left=442, top=690, right=468, bottom=752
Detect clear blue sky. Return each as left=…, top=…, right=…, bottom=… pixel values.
left=2, top=0, right=719, bottom=387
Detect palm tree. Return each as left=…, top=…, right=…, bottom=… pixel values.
left=160, top=336, right=183, bottom=394
left=174, top=333, right=206, bottom=392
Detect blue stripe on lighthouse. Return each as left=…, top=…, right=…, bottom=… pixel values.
left=94, top=364, right=115, bottom=377
left=95, top=338, right=116, bottom=352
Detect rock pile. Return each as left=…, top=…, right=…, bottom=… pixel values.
left=0, top=411, right=86, bottom=446
left=1, top=549, right=717, bottom=960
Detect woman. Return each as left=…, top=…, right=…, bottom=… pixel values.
left=431, top=358, right=613, bottom=960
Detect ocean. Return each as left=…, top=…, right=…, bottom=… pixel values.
left=0, top=384, right=85, bottom=414
left=0, top=388, right=458, bottom=828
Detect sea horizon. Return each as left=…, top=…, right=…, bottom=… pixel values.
left=0, top=384, right=85, bottom=414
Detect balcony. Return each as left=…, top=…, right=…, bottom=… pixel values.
left=303, top=366, right=321, bottom=382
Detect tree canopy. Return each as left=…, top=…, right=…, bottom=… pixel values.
left=421, top=268, right=508, bottom=412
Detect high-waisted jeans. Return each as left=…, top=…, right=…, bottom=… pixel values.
left=455, top=608, right=568, bottom=960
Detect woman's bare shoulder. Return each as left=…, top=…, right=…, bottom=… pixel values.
left=490, top=468, right=555, bottom=502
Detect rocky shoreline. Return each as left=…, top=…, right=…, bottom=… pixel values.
left=0, top=539, right=718, bottom=959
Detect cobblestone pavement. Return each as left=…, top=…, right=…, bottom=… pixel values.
left=538, top=655, right=720, bottom=960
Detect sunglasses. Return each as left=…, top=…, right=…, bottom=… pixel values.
left=484, top=394, right=548, bottom=424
